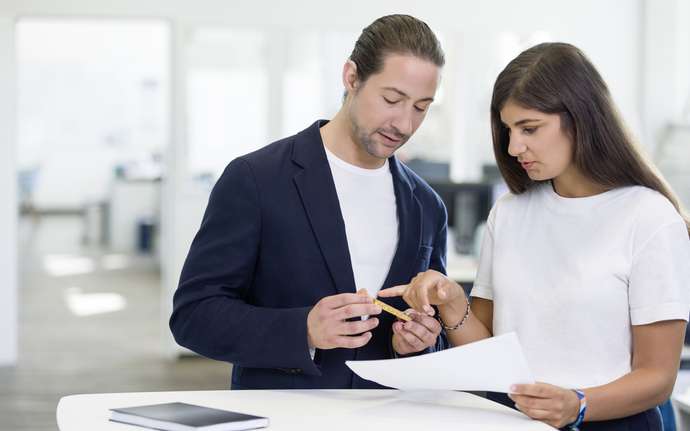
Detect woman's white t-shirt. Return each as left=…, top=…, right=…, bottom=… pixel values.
left=470, top=182, right=690, bottom=388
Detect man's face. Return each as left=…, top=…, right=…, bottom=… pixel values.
left=347, top=54, right=440, bottom=160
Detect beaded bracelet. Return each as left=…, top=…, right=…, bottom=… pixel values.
left=436, top=296, right=470, bottom=331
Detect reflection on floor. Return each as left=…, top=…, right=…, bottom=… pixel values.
left=0, top=215, right=229, bottom=431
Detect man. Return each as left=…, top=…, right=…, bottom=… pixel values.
left=170, top=14, right=448, bottom=389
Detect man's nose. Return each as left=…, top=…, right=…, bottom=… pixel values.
left=390, top=109, right=413, bottom=137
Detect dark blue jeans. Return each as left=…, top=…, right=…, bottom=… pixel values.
left=487, top=392, right=663, bottom=431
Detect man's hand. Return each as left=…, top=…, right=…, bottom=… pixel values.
left=307, top=290, right=382, bottom=350
left=392, top=309, right=442, bottom=355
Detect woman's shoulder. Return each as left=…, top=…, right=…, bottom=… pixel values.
left=624, top=186, right=682, bottom=224
left=626, top=186, right=688, bottom=254
left=615, top=186, right=687, bottom=251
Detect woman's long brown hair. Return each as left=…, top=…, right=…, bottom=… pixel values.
left=490, top=42, right=690, bottom=235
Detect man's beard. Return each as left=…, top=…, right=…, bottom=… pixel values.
left=350, top=116, right=409, bottom=159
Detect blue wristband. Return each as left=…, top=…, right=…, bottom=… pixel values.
left=568, top=389, right=587, bottom=430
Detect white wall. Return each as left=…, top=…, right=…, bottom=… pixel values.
left=641, top=0, right=690, bottom=155
left=16, top=19, right=170, bottom=211
left=445, top=1, right=643, bottom=180
left=0, top=15, right=18, bottom=366
left=2, top=0, right=647, bottom=182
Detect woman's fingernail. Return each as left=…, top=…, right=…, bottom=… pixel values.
left=510, top=385, right=517, bottom=392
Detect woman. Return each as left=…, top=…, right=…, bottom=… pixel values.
left=379, top=42, right=690, bottom=430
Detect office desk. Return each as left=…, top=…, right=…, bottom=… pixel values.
left=57, top=389, right=553, bottom=430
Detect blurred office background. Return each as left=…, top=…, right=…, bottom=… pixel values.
left=1, top=1, right=690, bottom=430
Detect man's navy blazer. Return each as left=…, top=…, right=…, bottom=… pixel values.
left=170, top=120, right=448, bottom=389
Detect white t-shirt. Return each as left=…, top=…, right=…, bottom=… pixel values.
left=324, top=146, right=398, bottom=298
left=471, top=182, right=690, bottom=389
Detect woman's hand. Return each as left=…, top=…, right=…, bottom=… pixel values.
left=509, top=383, right=581, bottom=429
left=378, top=269, right=465, bottom=315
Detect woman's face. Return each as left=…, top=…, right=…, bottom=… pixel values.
left=499, top=99, right=575, bottom=182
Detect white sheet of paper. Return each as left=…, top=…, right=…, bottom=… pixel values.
left=346, top=332, right=534, bottom=393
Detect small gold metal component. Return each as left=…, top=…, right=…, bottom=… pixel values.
left=373, top=298, right=412, bottom=322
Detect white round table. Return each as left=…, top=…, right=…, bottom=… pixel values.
left=57, top=389, right=555, bottom=430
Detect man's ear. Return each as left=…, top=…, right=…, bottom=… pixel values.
left=342, top=60, right=360, bottom=94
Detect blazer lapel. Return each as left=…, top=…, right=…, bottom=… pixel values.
left=292, top=120, right=357, bottom=295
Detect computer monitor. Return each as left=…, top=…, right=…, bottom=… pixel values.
left=404, top=159, right=450, bottom=183
left=426, top=181, right=493, bottom=255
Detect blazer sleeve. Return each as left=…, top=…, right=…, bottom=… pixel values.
left=169, top=157, right=320, bottom=376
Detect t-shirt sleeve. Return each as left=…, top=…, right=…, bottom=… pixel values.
left=629, top=220, right=690, bottom=325
left=470, top=205, right=497, bottom=301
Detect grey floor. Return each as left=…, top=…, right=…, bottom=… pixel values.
left=0, top=215, right=230, bottom=431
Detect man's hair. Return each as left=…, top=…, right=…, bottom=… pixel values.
left=347, top=14, right=444, bottom=91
